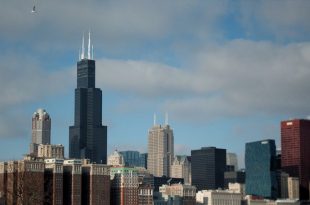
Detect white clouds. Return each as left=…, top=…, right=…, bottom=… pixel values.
left=95, top=40, right=310, bottom=121
left=0, top=53, right=73, bottom=138
left=0, top=54, right=74, bottom=110
left=238, top=0, right=310, bottom=41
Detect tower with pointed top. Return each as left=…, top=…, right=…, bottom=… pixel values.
left=69, top=33, right=107, bottom=164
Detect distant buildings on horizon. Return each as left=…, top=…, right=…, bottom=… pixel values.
left=1, top=34, right=310, bottom=204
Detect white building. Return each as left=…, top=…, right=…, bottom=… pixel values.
left=228, top=183, right=245, bottom=196
left=156, top=184, right=196, bottom=205
left=196, top=190, right=242, bottom=205
left=170, top=156, right=191, bottom=184
left=107, top=150, right=125, bottom=167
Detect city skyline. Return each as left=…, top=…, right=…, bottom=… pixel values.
left=1, top=1, right=310, bottom=168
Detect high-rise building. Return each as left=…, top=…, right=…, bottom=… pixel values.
left=81, top=163, right=111, bottom=205
left=281, top=119, right=310, bottom=200
left=69, top=33, right=108, bottom=164
left=110, top=167, right=139, bottom=205
left=191, top=147, right=226, bottom=191
left=245, top=139, right=278, bottom=199
left=30, top=108, right=51, bottom=156
left=226, top=153, right=238, bottom=171
left=147, top=119, right=174, bottom=177
left=170, top=155, right=191, bottom=185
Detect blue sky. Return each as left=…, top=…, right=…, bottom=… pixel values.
left=1, top=0, right=310, bottom=167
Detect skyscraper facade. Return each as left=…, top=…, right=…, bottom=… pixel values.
left=245, top=139, right=278, bottom=199
left=191, top=147, right=226, bottom=191
left=281, top=119, right=310, bottom=200
left=69, top=34, right=107, bottom=164
left=119, top=151, right=140, bottom=167
left=30, top=108, right=51, bottom=156
left=147, top=123, right=174, bottom=177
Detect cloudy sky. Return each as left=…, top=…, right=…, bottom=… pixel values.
left=1, top=0, right=310, bottom=167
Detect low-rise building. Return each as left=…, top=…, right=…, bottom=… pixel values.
left=155, top=184, right=196, bottom=205
left=38, top=144, right=64, bottom=159
left=288, top=177, right=299, bottom=200
left=196, top=189, right=242, bottom=205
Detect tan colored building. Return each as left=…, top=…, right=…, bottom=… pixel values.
left=170, top=155, right=191, bottom=184
left=30, top=108, right=51, bottom=156
left=228, top=182, right=245, bottom=196
left=38, top=144, right=64, bottom=159
left=111, top=167, right=139, bottom=205
left=158, top=183, right=196, bottom=205
left=148, top=123, right=174, bottom=177
left=196, top=190, right=242, bottom=205
left=288, top=177, right=299, bottom=200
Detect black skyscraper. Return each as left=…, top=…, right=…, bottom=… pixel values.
left=69, top=34, right=107, bottom=163
left=191, top=147, right=226, bottom=191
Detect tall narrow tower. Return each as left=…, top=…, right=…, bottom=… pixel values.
left=30, top=108, right=51, bottom=156
left=281, top=119, right=310, bottom=200
left=69, top=33, right=107, bottom=164
left=147, top=115, right=174, bottom=177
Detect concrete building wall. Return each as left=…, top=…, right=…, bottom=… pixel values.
left=38, top=144, right=64, bottom=159
left=196, top=190, right=242, bottom=205
left=288, top=177, right=299, bottom=200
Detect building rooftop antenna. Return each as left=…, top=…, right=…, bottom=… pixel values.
left=88, top=31, right=91, bottom=59
left=153, top=113, right=157, bottom=126
left=81, top=33, right=85, bottom=60
left=165, top=112, right=169, bottom=125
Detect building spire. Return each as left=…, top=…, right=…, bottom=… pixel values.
left=79, top=47, right=81, bottom=61
left=92, top=44, right=94, bottom=60
left=88, top=31, right=91, bottom=59
left=153, top=113, right=157, bottom=126
left=81, top=33, right=85, bottom=60
left=165, top=112, right=169, bottom=125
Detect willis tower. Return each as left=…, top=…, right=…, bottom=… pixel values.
left=69, top=33, right=107, bottom=163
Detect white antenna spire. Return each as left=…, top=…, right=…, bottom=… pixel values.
left=165, top=112, right=169, bottom=125
left=92, top=44, right=94, bottom=60
left=81, top=33, right=85, bottom=59
left=153, top=113, right=157, bottom=126
left=88, top=31, right=91, bottom=59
